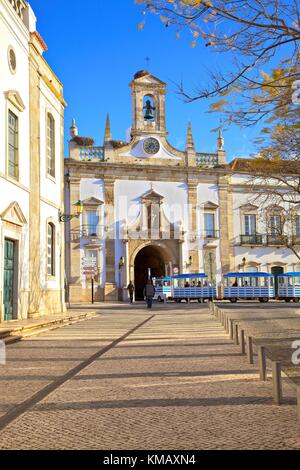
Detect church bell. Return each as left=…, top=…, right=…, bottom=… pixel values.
left=144, top=99, right=155, bottom=120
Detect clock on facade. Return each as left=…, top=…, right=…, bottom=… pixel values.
left=143, top=137, right=160, bottom=155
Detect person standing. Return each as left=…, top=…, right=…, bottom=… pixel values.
left=143, top=280, right=156, bottom=309
left=127, top=281, right=135, bottom=304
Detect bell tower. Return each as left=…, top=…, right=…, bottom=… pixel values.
left=130, top=70, right=167, bottom=138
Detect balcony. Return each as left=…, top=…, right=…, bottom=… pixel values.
left=266, top=234, right=288, bottom=246
left=203, top=230, right=220, bottom=240
left=240, top=234, right=290, bottom=246
left=240, top=234, right=263, bottom=246
left=79, top=146, right=104, bottom=162
left=81, top=225, right=101, bottom=238
left=292, top=235, right=300, bottom=246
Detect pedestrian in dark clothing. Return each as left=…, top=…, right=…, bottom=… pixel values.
left=143, top=281, right=156, bottom=309
left=127, top=281, right=135, bottom=304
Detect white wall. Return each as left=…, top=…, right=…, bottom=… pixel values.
left=0, top=1, right=30, bottom=191
left=39, top=80, right=64, bottom=207
left=0, top=1, right=30, bottom=315
left=39, top=81, right=64, bottom=293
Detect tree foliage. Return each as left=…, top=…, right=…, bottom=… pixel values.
left=136, top=1, right=299, bottom=124
left=137, top=0, right=300, bottom=259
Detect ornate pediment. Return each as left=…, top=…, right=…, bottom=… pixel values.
left=82, top=197, right=103, bottom=207
left=132, top=71, right=166, bottom=87
left=4, top=90, right=26, bottom=112
left=203, top=201, right=219, bottom=210
left=239, top=203, right=258, bottom=212
left=142, top=189, right=164, bottom=202
left=1, top=202, right=27, bottom=226
left=266, top=204, right=284, bottom=213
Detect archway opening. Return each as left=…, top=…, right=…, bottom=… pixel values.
left=134, top=245, right=166, bottom=300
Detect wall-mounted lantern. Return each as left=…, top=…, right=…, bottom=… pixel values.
left=59, top=200, right=83, bottom=223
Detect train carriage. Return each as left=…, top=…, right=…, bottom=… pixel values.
left=278, top=273, right=300, bottom=303
left=223, top=272, right=275, bottom=303
left=171, top=273, right=216, bottom=302
left=152, top=277, right=172, bottom=302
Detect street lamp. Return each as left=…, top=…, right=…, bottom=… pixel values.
left=59, top=200, right=83, bottom=223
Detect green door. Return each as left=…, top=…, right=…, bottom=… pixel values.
left=3, top=240, right=15, bottom=321
left=271, top=266, right=284, bottom=297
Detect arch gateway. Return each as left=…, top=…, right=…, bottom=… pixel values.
left=65, top=70, right=298, bottom=303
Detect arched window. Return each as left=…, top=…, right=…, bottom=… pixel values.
left=47, top=223, right=55, bottom=276
left=47, top=113, right=55, bottom=177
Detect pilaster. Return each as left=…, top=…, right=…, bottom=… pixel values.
left=187, top=182, right=199, bottom=273
left=104, top=178, right=118, bottom=301
left=28, top=44, right=41, bottom=316
left=68, top=177, right=81, bottom=287
left=218, top=176, right=234, bottom=274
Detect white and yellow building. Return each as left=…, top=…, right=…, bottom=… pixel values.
left=0, top=0, right=66, bottom=321
left=65, top=70, right=300, bottom=302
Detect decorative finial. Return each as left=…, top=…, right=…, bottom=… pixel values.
left=186, top=121, right=195, bottom=152
left=217, top=129, right=225, bottom=150
left=104, top=113, right=112, bottom=143
left=70, top=118, right=78, bottom=138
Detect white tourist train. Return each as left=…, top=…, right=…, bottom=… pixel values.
left=278, top=272, right=300, bottom=303
left=152, top=271, right=300, bottom=304
left=152, top=277, right=172, bottom=302
left=223, top=272, right=275, bottom=303
left=171, top=273, right=216, bottom=303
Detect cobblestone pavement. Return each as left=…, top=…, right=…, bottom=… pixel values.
left=0, top=303, right=299, bottom=450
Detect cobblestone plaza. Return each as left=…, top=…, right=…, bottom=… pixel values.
left=0, top=303, right=299, bottom=450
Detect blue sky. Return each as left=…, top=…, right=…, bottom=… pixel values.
left=29, top=0, right=261, bottom=160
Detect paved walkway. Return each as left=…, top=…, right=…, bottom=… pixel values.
left=0, top=305, right=98, bottom=342
left=0, top=303, right=299, bottom=450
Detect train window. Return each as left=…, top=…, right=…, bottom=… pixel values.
left=294, top=277, right=300, bottom=286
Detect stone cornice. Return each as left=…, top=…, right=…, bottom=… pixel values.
left=64, top=159, right=229, bottom=180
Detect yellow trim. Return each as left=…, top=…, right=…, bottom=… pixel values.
left=41, top=75, right=67, bottom=107
left=19, top=0, right=28, bottom=9
left=40, top=197, right=60, bottom=210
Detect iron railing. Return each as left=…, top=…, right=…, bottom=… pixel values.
left=240, top=235, right=263, bottom=245
left=203, top=230, right=220, bottom=240
left=266, top=234, right=288, bottom=246
left=240, top=234, right=289, bottom=246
